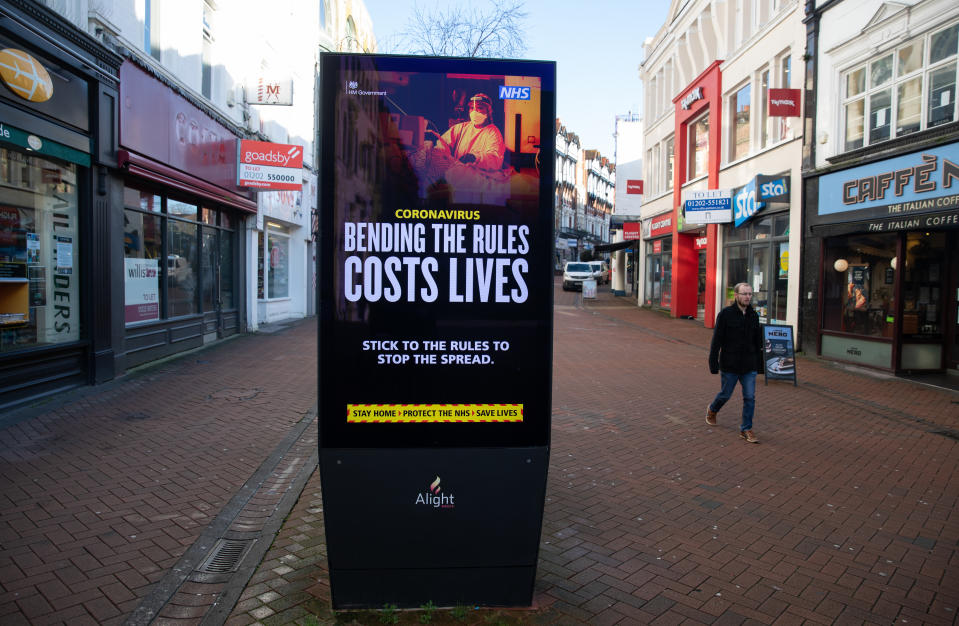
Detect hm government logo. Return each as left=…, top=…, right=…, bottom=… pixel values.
left=345, top=80, right=386, bottom=97
left=415, top=476, right=455, bottom=509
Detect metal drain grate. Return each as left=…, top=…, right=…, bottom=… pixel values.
left=197, top=539, right=255, bottom=574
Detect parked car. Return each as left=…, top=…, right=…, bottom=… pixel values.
left=588, top=261, right=610, bottom=285
left=562, top=262, right=594, bottom=291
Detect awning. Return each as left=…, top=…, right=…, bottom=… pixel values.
left=595, top=239, right=639, bottom=253
left=118, top=150, right=257, bottom=213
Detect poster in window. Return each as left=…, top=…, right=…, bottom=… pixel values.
left=848, top=265, right=868, bottom=311
left=124, top=258, right=160, bottom=324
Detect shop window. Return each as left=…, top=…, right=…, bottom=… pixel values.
left=842, top=22, right=959, bottom=150
left=822, top=234, right=897, bottom=337
left=902, top=232, right=946, bottom=337
left=262, top=224, right=290, bottom=299
left=777, top=52, right=793, bottom=141
left=124, top=209, right=162, bottom=325
left=730, top=83, right=751, bottom=162
left=760, top=69, right=770, bottom=148
left=124, top=188, right=235, bottom=324
left=1, top=148, right=80, bottom=352
left=665, top=137, right=674, bottom=191
left=219, top=224, right=235, bottom=310
left=688, top=114, right=709, bottom=179
left=167, top=218, right=198, bottom=317
left=723, top=213, right=790, bottom=323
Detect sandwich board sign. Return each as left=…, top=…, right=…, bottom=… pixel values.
left=763, top=324, right=797, bottom=386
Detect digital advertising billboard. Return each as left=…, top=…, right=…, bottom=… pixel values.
left=317, top=53, right=555, bottom=609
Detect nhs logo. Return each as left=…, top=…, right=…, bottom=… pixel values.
left=499, top=85, right=530, bottom=100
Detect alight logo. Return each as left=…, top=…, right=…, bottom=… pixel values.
left=499, top=85, right=530, bottom=100
left=415, top=476, right=455, bottom=509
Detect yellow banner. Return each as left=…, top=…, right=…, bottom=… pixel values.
left=347, top=404, right=523, bottom=423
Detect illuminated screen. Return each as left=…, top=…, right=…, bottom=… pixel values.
left=318, top=54, right=555, bottom=448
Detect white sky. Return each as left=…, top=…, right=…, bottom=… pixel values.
left=360, top=0, right=672, bottom=159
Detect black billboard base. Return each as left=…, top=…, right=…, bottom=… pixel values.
left=330, top=566, right=536, bottom=609
left=319, top=446, right=549, bottom=610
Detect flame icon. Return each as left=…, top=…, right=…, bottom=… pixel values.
left=430, top=476, right=441, bottom=494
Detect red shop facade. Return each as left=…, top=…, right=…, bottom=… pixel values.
left=671, top=61, right=723, bottom=328
left=116, top=60, right=257, bottom=371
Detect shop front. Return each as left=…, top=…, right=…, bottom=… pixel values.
left=671, top=62, right=723, bottom=326
left=0, top=1, right=121, bottom=407
left=118, top=60, right=255, bottom=370
left=254, top=184, right=311, bottom=326
left=803, top=142, right=959, bottom=373
left=643, top=212, right=673, bottom=309
left=721, top=173, right=791, bottom=325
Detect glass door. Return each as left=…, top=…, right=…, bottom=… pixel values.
left=750, top=245, right=769, bottom=323
left=200, top=227, right=220, bottom=332
left=899, top=232, right=946, bottom=370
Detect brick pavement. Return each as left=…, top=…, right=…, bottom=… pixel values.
left=0, top=319, right=317, bottom=625
left=3, top=284, right=959, bottom=625
left=229, top=281, right=959, bottom=625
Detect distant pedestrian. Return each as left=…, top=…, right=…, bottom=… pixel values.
left=706, top=282, right=763, bottom=443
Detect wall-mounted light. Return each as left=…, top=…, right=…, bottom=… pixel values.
left=890, top=257, right=897, bottom=270
left=833, top=259, right=849, bottom=272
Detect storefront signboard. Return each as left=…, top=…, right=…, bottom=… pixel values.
left=734, top=174, right=789, bottom=227
left=649, top=214, right=672, bottom=237
left=768, top=89, right=801, bottom=117
left=623, top=222, right=640, bottom=240
left=247, top=76, right=294, bottom=105
left=816, top=142, right=959, bottom=224
left=626, top=179, right=643, bottom=194
left=0, top=121, right=90, bottom=166
left=318, top=53, right=555, bottom=609
left=124, top=258, right=160, bottom=324
left=763, top=324, right=797, bottom=385
left=856, top=208, right=959, bottom=233
left=237, top=139, right=304, bottom=191
left=685, top=189, right=731, bottom=223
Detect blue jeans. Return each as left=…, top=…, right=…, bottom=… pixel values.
left=710, top=371, right=756, bottom=431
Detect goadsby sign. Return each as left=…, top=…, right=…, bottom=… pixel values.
left=236, top=139, right=303, bottom=190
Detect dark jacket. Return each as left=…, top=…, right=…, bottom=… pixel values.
left=708, top=304, right=763, bottom=375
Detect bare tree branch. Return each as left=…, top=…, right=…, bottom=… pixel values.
left=396, top=0, right=528, bottom=58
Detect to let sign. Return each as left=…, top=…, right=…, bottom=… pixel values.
left=237, top=139, right=303, bottom=190
left=768, top=89, right=801, bottom=117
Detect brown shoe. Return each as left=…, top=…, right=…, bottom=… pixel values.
left=705, top=406, right=717, bottom=426
left=740, top=430, right=759, bottom=443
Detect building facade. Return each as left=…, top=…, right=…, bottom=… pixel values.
left=553, top=119, right=613, bottom=267
left=802, top=0, right=959, bottom=374
left=0, top=0, right=122, bottom=407
left=640, top=0, right=804, bottom=328
left=0, top=0, right=374, bottom=408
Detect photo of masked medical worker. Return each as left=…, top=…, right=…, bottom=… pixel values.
left=430, top=93, right=505, bottom=170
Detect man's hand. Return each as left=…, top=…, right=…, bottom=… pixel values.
left=709, top=367, right=719, bottom=375
left=459, top=153, right=477, bottom=164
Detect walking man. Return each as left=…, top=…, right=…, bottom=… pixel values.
left=706, top=282, right=763, bottom=443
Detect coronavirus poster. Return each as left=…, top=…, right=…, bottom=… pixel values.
left=318, top=53, right=555, bottom=609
